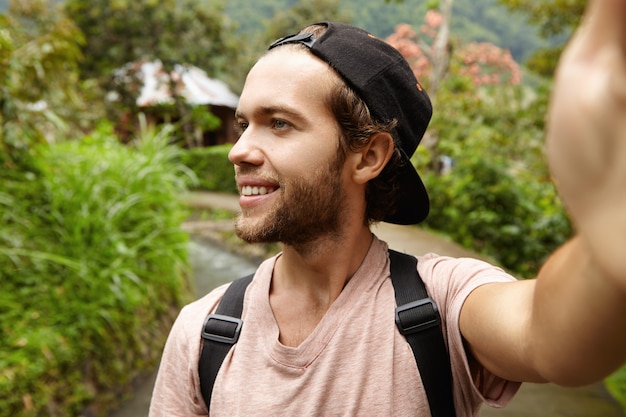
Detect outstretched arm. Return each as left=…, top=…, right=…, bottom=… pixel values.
left=460, top=0, right=626, bottom=386
left=547, top=0, right=626, bottom=284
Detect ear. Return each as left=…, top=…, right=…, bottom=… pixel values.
left=351, top=133, right=394, bottom=185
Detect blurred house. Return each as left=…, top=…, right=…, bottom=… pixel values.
left=111, top=60, right=239, bottom=147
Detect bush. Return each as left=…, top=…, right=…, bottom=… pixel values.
left=0, top=122, right=193, bottom=416
left=422, top=153, right=571, bottom=278
left=179, top=144, right=237, bottom=193
left=420, top=80, right=572, bottom=278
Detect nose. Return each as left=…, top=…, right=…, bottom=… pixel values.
left=228, top=127, right=263, bottom=167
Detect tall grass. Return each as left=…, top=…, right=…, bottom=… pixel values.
left=0, top=120, right=194, bottom=416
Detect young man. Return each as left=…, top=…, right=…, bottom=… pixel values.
left=150, top=1, right=626, bottom=415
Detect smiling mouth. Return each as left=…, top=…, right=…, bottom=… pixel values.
left=240, top=185, right=277, bottom=196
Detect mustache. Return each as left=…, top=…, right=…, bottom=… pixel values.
left=235, top=167, right=279, bottom=183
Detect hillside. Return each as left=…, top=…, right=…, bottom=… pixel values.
left=0, top=0, right=549, bottom=66
left=224, top=0, right=547, bottom=63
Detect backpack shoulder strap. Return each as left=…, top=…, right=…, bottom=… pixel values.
left=389, top=248, right=456, bottom=417
left=199, top=273, right=253, bottom=411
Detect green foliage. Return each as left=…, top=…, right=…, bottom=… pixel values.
left=225, top=0, right=548, bottom=64
left=499, top=0, right=586, bottom=75
left=262, top=0, right=352, bottom=46
left=607, top=367, right=626, bottom=414
left=0, top=0, right=101, bottom=157
left=421, top=78, right=572, bottom=278
left=451, top=0, right=544, bottom=63
left=62, top=0, right=245, bottom=146
left=179, top=144, right=237, bottom=193
left=64, top=0, right=244, bottom=89
left=498, top=0, right=585, bottom=39
left=0, top=121, right=193, bottom=416
left=190, top=105, right=222, bottom=133
left=523, top=47, right=565, bottom=78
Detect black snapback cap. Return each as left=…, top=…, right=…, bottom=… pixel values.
left=269, top=22, right=432, bottom=225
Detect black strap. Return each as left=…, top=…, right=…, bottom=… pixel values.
left=389, top=249, right=456, bottom=417
left=199, top=250, right=456, bottom=416
left=199, top=273, right=253, bottom=411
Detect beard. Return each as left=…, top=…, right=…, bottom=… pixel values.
left=234, top=156, right=347, bottom=247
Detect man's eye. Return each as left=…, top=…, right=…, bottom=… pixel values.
left=272, top=119, right=289, bottom=129
left=235, top=121, right=248, bottom=135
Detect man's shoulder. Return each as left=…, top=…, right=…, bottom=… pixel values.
left=176, top=282, right=232, bottom=330
left=416, top=252, right=516, bottom=300
left=417, top=253, right=509, bottom=277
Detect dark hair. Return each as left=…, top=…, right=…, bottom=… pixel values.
left=327, top=82, right=403, bottom=224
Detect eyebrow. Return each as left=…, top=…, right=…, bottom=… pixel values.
left=235, top=105, right=308, bottom=125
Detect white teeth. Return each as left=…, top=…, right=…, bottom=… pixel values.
left=242, top=185, right=273, bottom=196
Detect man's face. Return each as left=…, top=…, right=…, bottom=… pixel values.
left=229, top=48, right=349, bottom=246
left=233, top=154, right=346, bottom=246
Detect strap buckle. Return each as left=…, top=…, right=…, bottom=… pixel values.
left=201, top=314, right=243, bottom=344
left=395, top=298, right=440, bottom=335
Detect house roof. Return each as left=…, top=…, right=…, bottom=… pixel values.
left=114, top=60, right=239, bottom=109
left=173, top=64, right=239, bottom=108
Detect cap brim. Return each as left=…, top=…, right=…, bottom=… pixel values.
left=383, top=157, right=429, bottom=225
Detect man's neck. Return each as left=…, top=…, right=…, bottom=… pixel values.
left=269, top=225, right=374, bottom=347
left=276, top=225, right=373, bottom=296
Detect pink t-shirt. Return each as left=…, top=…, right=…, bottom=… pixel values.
left=149, top=236, right=520, bottom=416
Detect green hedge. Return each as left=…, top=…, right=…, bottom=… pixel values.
left=179, top=144, right=237, bottom=193
left=422, top=153, right=571, bottom=278
left=0, top=123, right=192, bottom=416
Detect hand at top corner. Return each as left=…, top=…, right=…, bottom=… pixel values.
left=546, top=0, right=626, bottom=285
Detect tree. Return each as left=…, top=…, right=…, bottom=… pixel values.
left=384, top=2, right=453, bottom=94
left=385, top=10, right=521, bottom=92
left=0, top=0, right=95, bottom=165
left=498, top=0, right=586, bottom=76
left=63, top=0, right=244, bottom=89
left=430, top=0, right=452, bottom=93
left=456, top=42, right=522, bottom=86
left=63, top=0, right=251, bottom=147
left=261, top=0, right=352, bottom=48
